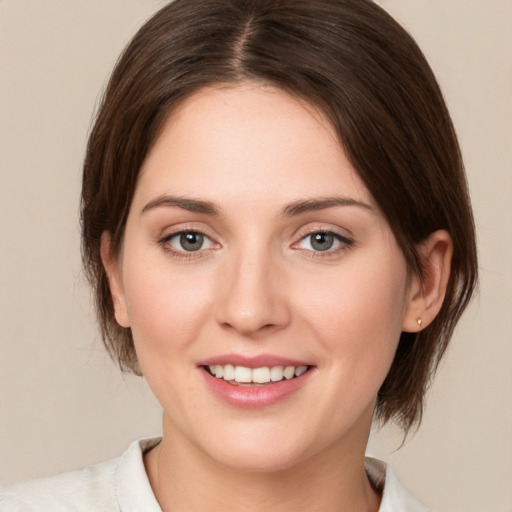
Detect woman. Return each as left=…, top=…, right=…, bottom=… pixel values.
left=1, top=0, right=477, bottom=510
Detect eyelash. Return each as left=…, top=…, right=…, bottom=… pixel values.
left=293, top=230, right=354, bottom=257
left=158, top=230, right=218, bottom=261
left=158, top=229, right=354, bottom=260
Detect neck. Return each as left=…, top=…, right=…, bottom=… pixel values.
left=145, top=417, right=381, bottom=512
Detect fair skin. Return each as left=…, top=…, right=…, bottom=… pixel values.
left=102, top=83, right=452, bottom=512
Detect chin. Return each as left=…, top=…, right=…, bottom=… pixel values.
left=188, top=419, right=331, bottom=474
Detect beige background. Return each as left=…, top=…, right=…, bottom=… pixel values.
left=0, top=1, right=510, bottom=510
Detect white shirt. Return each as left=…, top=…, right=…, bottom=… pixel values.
left=0, top=438, right=431, bottom=511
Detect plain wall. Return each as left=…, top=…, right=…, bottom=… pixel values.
left=0, top=1, right=510, bottom=511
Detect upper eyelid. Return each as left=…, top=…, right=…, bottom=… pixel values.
left=293, top=223, right=353, bottom=241
left=161, top=228, right=208, bottom=239
left=160, top=229, right=218, bottom=245
left=158, top=223, right=219, bottom=240
left=296, top=230, right=353, bottom=246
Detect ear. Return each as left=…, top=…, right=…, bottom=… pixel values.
left=402, top=230, right=453, bottom=333
left=100, top=232, right=130, bottom=328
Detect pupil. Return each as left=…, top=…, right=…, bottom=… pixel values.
left=311, top=233, right=333, bottom=251
left=180, top=232, right=203, bottom=251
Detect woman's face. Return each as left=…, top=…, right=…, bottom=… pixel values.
left=107, top=83, right=418, bottom=471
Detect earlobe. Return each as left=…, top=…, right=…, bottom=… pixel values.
left=100, top=232, right=131, bottom=328
left=402, top=230, right=453, bottom=333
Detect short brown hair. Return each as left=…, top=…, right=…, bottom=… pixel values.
left=81, top=0, right=477, bottom=433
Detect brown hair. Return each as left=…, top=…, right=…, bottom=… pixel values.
left=81, top=0, right=477, bottom=433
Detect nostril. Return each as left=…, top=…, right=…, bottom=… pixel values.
left=214, top=267, right=292, bottom=336
left=219, top=320, right=283, bottom=338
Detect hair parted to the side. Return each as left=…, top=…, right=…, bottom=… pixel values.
left=81, top=0, right=478, bottom=433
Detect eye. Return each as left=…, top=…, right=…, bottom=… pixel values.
left=164, top=231, right=215, bottom=252
left=296, top=231, right=352, bottom=253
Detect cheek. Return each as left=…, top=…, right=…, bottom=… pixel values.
left=122, top=262, right=220, bottom=417
left=121, top=251, right=216, bottom=363
left=295, top=250, right=409, bottom=369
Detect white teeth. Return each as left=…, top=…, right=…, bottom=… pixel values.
left=270, top=366, right=284, bottom=381
left=295, top=365, right=308, bottom=377
left=234, top=366, right=252, bottom=383
left=283, top=366, right=295, bottom=379
left=208, top=364, right=309, bottom=384
left=214, top=365, right=224, bottom=378
left=252, top=367, right=271, bottom=383
left=223, top=364, right=235, bottom=381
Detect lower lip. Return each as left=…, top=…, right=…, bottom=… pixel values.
left=200, top=368, right=313, bottom=408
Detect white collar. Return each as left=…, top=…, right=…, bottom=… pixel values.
left=116, top=438, right=430, bottom=512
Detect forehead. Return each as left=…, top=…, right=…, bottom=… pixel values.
left=136, top=82, right=374, bottom=209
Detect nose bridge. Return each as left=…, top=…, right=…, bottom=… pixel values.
left=216, top=238, right=289, bottom=336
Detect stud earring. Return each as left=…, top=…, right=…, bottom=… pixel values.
left=417, top=318, right=423, bottom=327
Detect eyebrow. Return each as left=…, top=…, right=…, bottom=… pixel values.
left=141, top=194, right=373, bottom=217
left=141, top=195, right=221, bottom=216
left=280, top=197, right=374, bottom=216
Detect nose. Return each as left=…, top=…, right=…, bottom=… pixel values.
left=215, top=247, right=291, bottom=337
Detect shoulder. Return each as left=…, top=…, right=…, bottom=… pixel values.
left=365, top=457, right=432, bottom=512
left=0, top=456, right=120, bottom=512
left=0, top=457, right=118, bottom=511
left=0, top=437, right=162, bottom=512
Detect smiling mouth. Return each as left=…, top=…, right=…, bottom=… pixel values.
left=203, top=364, right=310, bottom=386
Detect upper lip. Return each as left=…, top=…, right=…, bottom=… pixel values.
left=197, top=354, right=313, bottom=369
